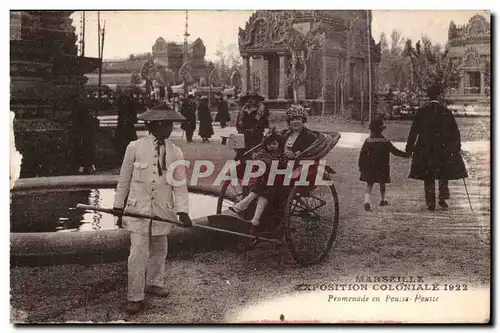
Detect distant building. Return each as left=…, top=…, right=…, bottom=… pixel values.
left=238, top=10, right=381, bottom=117
left=447, top=14, right=490, bottom=105
left=85, top=37, right=215, bottom=92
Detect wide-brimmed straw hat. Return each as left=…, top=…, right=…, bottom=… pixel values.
left=137, top=103, right=186, bottom=122
left=240, top=91, right=265, bottom=104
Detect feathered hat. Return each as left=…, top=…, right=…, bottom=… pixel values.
left=286, top=104, right=308, bottom=122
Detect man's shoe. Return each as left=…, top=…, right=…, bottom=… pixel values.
left=145, top=286, right=170, bottom=297
left=427, top=205, right=436, bottom=211
left=379, top=200, right=390, bottom=206
left=125, top=301, right=144, bottom=315
left=438, top=200, right=448, bottom=209
left=364, top=203, right=371, bottom=211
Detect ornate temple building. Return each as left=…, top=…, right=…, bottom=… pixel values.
left=86, top=37, right=217, bottom=90
left=238, top=10, right=381, bottom=116
left=447, top=14, right=491, bottom=105
left=10, top=11, right=99, bottom=176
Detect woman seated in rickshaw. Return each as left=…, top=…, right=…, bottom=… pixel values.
left=224, top=105, right=340, bottom=226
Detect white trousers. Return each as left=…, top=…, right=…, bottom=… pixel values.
left=128, top=232, right=168, bottom=302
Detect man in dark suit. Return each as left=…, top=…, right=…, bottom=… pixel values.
left=180, top=94, right=196, bottom=143
left=405, top=85, right=468, bottom=211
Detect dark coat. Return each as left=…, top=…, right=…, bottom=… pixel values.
left=215, top=100, right=231, bottom=123
left=281, top=127, right=318, bottom=155
left=72, top=101, right=97, bottom=167
left=180, top=100, right=196, bottom=131
left=236, top=103, right=270, bottom=150
left=197, top=102, right=214, bottom=138
left=406, top=101, right=468, bottom=180
left=359, top=135, right=409, bottom=184
left=115, top=97, right=138, bottom=158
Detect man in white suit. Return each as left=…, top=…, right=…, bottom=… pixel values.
left=113, top=103, right=192, bottom=315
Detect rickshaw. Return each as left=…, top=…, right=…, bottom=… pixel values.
left=215, top=129, right=341, bottom=267
left=77, top=130, right=341, bottom=267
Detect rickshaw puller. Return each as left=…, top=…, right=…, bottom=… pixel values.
left=113, top=103, right=192, bottom=315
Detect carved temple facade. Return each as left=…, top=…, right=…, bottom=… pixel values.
left=10, top=11, right=100, bottom=177
left=238, top=10, right=381, bottom=116
left=447, top=14, right=490, bottom=105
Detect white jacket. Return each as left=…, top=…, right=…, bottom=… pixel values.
left=113, top=135, right=189, bottom=235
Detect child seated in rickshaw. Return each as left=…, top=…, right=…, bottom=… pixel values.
left=224, top=131, right=288, bottom=226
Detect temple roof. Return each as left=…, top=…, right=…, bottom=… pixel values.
left=448, top=14, right=490, bottom=45
left=238, top=10, right=354, bottom=53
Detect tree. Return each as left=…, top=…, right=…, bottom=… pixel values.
left=334, top=12, right=361, bottom=117
left=390, top=30, right=404, bottom=55
left=404, top=37, right=460, bottom=100
left=214, top=41, right=242, bottom=86
left=380, top=32, right=389, bottom=53
left=378, top=29, right=413, bottom=91
left=283, top=11, right=325, bottom=104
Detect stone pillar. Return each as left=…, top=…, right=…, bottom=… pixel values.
left=278, top=52, right=286, bottom=99
left=251, top=55, right=261, bottom=92
left=241, top=55, right=249, bottom=94
left=459, top=72, right=465, bottom=95
left=261, top=56, right=269, bottom=99
left=480, top=71, right=485, bottom=95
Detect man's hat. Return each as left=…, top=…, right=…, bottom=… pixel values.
left=137, top=103, right=186, bottom=122
left=368, top=118, right=386, bottom=131
left=240, top=91, right=265, bottom=104
left=426, top=85, right=442, bottom=99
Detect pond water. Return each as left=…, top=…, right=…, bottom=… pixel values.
left=11, top=188, right=218, bottom=233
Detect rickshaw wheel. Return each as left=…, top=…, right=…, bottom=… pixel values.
left=216, top=179, right=248, bottom=215
left=283, top=176, right=339, bottom=267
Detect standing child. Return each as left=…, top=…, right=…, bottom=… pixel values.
left=224, top=131, right=287, bottom=226
left=359, top=119, right=410, bottom=211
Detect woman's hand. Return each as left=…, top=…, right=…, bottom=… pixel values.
left=284, top=149, right=296, bottom=159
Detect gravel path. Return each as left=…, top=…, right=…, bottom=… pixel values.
left=11, top=140, right=490, bottom=323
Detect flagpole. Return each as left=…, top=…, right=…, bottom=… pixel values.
left=366, top=10, right=372, bottom=125
left=97, top=11, right=102, bottom=106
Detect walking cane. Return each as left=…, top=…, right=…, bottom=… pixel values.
left=462, top=177, right=474, bottom=214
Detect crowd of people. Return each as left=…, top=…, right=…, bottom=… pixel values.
left=114, top=90, right=233, bottom=152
